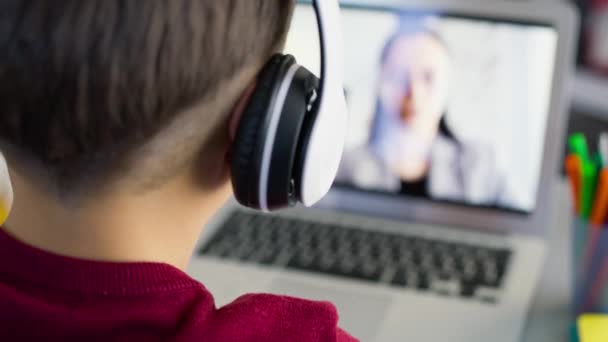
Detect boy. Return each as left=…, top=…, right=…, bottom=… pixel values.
left=0, top=1, right=357, bottom=341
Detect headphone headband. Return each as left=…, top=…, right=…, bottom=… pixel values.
left=312, top=0, right=344, bottom=109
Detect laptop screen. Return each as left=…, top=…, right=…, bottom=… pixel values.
left=285, top=4, right=558, bottom=214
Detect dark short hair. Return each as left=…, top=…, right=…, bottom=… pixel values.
left=0, top=0, right=294, bottom=192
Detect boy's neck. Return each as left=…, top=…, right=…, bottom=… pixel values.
left=3, top=170, right=230, bottom=270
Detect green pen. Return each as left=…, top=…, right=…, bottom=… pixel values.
left=568, top=133, right=595, bottom=219
left=581, top=160, right=599, bottom=220
left=594, top=153, right=604, bottom=170
left=569, top=133, right=590, bottom=162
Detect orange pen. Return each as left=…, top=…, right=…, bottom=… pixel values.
left=565, top=154, right=582, bottom=215
left=591, top=169, right=608, bottom=226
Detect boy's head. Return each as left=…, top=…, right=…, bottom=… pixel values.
left=0, top=0, right=295, bottom=201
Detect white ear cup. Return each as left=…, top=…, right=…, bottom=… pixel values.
left=0, top=153, right=13, bottom=225
left=300, top=90, right=347, bottom=206
left=300, top=0, right=348, bottom=206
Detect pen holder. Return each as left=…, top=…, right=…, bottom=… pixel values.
left=571, top=217, right=608, bottom=339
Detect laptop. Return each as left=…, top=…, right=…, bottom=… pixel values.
left=188, top=1, right=577, bottom=341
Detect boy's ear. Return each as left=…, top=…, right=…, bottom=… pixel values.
left=0, top=153, right=12, bottom=226
left=229, top=80, right=258, bottom=142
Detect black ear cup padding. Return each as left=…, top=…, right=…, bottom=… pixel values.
left=231, top=54, right=296, bottom=208
left=265, top=67, right=320, bottom=209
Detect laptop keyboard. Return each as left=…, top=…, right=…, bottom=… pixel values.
left=198, top=211, right=512, bottom=303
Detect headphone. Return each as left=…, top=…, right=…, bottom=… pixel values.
left=0, top=153, right=11, bottom=226
left=231, top=0, right=348, bottom=212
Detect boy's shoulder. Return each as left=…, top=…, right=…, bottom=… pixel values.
left=209, top=293, right=358, bottom=342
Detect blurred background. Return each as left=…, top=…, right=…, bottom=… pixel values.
left=568, top=0, right=608, bottom=157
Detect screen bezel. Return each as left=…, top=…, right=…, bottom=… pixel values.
left=305, top=0, right=578, bottom=237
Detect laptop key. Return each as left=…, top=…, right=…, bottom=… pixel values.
left=256, top=248, right=280, bottom=265
left=461, top=280, right=477, bottom=298
left=391, top=267, right=408, bottom=287
left=351, top=263, right=383, bottom=282
left=481, top=259, right=500, bottom=288
left=417, top=272, right=430, bottom=290
left=495, top=251, right=511, bottom=279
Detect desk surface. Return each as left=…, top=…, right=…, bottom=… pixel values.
left=522, top=179, right=573, bottom=341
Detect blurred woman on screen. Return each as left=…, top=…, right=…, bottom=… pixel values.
left=337, top=19, right=526, bottom=211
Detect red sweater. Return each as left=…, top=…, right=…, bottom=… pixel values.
left=0, top=229, right=357, bottom=341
